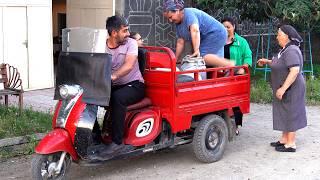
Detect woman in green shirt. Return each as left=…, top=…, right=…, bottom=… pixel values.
left=222, top=17, right=252, bottom=135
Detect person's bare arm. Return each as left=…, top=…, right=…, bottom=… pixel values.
left=111, top=54, right=137, bottom=81
left=257, top=58, right=272, bottom=66
left=175, top=38, right=185, bottom=61
left=276, top=66, right=300, bottom=100
left=189, top=24, right=200, bottom=57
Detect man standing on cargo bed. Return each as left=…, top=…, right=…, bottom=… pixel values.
left=163, top=0, right=234, bottom=67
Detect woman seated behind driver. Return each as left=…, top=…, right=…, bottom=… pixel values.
left=129, top=32, right=147, bottom=74
left=129, top=32, right=144, bottom=47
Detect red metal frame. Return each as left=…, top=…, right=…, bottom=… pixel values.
left=142, top=46, right=250, bottom=133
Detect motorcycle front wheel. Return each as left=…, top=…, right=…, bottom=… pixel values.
left=31, top=152, right=71, bottom=180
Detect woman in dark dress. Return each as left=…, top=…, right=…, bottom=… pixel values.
left=257, top=25, right=307, bottom=152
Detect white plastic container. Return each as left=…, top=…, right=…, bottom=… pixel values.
left=180, top=56, right=206, bottom=80
left=62, top=27, right=108, bottom=53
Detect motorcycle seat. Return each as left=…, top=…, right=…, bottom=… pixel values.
left=127, top=97, right=152, bottom=111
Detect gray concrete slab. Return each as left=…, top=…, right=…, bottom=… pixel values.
left=1, top=88, right=57, bottom=113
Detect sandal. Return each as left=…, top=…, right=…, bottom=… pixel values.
left=275, top=145, right=296, bottom=152
left=270, top=141, right=285, bottom=147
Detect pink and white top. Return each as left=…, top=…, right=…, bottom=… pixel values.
left=106, top=38, right=144, bottom=85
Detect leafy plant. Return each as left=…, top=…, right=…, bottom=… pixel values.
left=306, top=77, right=320, bottom=105
left=250, top=79, right=273, bottom=104
left=193, top=0, right=320, bottom=32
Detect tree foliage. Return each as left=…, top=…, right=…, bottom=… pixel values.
left=193, top=0, right=320, bottom=32
left=270, top=0, right=320, bottom=31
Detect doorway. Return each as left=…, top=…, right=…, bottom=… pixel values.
left=52, top=0, right=66, bottom=72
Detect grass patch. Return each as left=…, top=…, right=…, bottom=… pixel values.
left=313, top=63, right=320, bottom=78
left=250, top=65, right=320, bottom=105
left=250, top=79, right=273, bottom=104
left=0, top=107, right=51, bottom=160
left=0, top=141, right=37, bottom=160
left=0, top=106, right=52, bottom=139
left=306, top=77, right=320, bottom=105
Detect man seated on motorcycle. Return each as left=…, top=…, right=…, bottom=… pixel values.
left=102, top=15, right=145, bottom=154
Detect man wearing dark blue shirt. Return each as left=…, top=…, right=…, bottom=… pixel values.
left=163, top=0, right=234, bottom=67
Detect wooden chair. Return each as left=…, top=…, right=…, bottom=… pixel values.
left=0, top=63, right=24, bottom=110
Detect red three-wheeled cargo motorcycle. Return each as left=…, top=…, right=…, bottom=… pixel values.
left=31, top=28, right=250, bottom=179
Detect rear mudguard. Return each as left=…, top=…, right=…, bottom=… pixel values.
left=35, top=128, right=79, bottom=161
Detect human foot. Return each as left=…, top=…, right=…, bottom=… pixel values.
left=275, top=144, right=296, bottom=152
left=270, top=141, right=285, bottom=147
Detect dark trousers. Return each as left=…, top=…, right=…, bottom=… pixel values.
left=106, top=80, right=145, bottom=144
left=232, top=107, right=243, bottom=127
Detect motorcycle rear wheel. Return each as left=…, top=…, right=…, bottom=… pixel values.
left=31, top=152, right=71, bottom=180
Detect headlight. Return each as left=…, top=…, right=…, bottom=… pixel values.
left=59, top=85, right=82, bottom=99
left=56, top=85, right=83, bottom=128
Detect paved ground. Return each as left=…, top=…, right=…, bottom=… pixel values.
left=0, top=89, right=319, bottom=179
left=4, top=88, right=57, bottom=113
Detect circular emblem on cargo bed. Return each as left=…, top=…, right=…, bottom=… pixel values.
left=136, top=118, right=154, bottom=137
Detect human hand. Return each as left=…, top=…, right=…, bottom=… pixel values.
left=236, top=68, right=245, bottom=75
left=257, top=58, right=268, bottom=67
left=276, top=87, right=286, bottom=100
left=189, top=50, right=200, bottom=57
left=111, top=74, right=117, bottom=81
left=225, top=59, right=235, bottom=67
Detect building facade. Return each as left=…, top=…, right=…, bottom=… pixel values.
left=0, top=0, right=179, bottom=90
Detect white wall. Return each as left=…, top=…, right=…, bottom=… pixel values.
left=0, top=7, right=3, bottom=63
left=27, top=6, right=54, bottom=89
left=0, top=0, right=49, bottom=6
left=0, top=0, right=53, bottom=90
left=67, top=0, right=114, bottom=29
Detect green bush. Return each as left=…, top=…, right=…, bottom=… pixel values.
left=306, top=78, right=320, bottom=105
left=313, top=63, right=320, bottom=78
left=250, top=79, right=273, bottom=104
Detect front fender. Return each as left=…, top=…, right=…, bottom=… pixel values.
left=35, top=128, right=79, bottom=161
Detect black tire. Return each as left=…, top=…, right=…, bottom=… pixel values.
left=192, top=114, right=228, bottom=163
left=31, top=152, right=71, bottom=180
